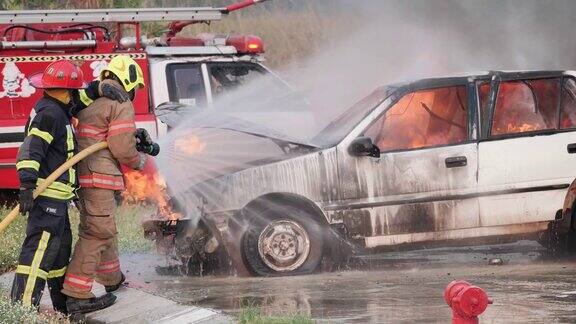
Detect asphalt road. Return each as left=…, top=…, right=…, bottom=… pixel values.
left=122, top=241, right=576, bottom=323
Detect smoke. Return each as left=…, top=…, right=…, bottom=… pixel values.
left=155, top=0, right=576, bottom=220
left=280, top=0, right=576, bottom=126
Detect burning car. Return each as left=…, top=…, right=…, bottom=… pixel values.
left=152, top=70, right=576, bottom=276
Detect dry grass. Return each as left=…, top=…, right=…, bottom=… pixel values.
left=182, top=9, right=350, bottom=69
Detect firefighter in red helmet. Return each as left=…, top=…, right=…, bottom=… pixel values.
left=10, top=60, right=124, bottom=314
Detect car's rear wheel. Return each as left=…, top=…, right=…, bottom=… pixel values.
left=242, top=203, right=324, bottom=276
left=541, top=209, right=576, bottom=254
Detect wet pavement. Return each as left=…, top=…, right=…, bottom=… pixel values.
left=122, top=241, right=576, bottom=323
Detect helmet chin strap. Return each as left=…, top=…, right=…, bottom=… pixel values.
left=128, top=88, right=136, bottom=101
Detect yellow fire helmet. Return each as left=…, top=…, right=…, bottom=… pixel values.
left=100, top=55, right=145, bottom=92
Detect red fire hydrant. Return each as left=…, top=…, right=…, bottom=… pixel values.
left=444, top=280, right=493, bottom=324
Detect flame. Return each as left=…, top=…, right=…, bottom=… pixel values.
left=174, top=135, right=206, bottom=155
left=371, top=80, right=559, bottom=151
left=122, top=168, right=181, bottom=221
left=500, top=122, right=542, bottom=134
left=122, top=134, right=207, bottom=220
left=371, top=87, right=467, bottom=151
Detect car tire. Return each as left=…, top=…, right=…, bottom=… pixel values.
left=542, top=210, right=576, bottom=254
left=241, top=203, right=324, bottom=276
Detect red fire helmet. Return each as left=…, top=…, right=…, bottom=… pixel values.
left=29, top=60, right=87, bottom=89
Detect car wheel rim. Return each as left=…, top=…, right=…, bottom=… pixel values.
left=257, top=219, right=311, bottom=272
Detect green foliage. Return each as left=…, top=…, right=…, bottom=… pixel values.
left=0, top=285, right=68, bottom=324
left=239, top=306, right=313, bottom=324
left=115, top=205, right=154, bottom=253
left=0, top=207, right=26, bottom=273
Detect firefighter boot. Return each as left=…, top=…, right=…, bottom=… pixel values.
left=66, top=292, right=117, bottom=315
left=105, top=272, right=125, bottom=293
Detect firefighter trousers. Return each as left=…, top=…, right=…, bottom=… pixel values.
left=62, top=188, right=121, bottom=299
left=10, top=198, right=71, bottom=313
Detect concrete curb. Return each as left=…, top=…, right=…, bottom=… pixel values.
left=0, top=272, right=232, bottom=323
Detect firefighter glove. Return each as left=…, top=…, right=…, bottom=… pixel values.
left=135, top=128, right=152, bottom=146
left=19, top=184, right=35, bottom=214
left=101, top=82, right=130, bottom=103
left=135, top=128, right=160, bottom=156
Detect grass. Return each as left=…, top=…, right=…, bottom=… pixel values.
left=0, top=207, right=26, bottom=274
left=114, top=205, right=154, bottom=253
left=0, top=285, right=69, bottom=324
left=239, top=306, right=313, bottom=324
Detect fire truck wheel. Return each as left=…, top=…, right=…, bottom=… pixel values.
left=242, top=203, right=324, bottom=276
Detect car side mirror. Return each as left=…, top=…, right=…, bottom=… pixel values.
left=348, top=136, right=380, bottom=158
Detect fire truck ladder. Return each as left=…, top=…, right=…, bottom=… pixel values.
left=0, top=0, right=267, bottom=24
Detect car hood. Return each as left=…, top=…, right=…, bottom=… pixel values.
left=156, top=102, right=319, bottom=149
left=156, top=103, right=320, bottom=192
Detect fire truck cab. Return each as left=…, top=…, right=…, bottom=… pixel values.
left=0, top=3, right=276, bottom=190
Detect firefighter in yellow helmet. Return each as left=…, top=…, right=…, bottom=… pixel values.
left=62, top=55, right=156, bottom=315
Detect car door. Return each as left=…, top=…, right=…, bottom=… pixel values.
left=478, top=75, right=576, bottom=230
left=335, top=84, right=480, bottom=248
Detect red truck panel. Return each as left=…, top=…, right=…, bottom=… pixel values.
left=0, top=46, right=153, bottom=189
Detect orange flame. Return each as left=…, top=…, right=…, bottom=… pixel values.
left=122, top=135, right=207, bottom=220
left=370, top=86, right=468, bottom=151
left=174, top=135, right=206, bottom=155
left=122, top=169, right=181, bottom=221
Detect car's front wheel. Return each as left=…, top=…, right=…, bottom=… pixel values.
left=241, top=203, right=324, bottom=276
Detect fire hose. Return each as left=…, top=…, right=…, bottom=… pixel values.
left=0, top=142, right=109, bottom=234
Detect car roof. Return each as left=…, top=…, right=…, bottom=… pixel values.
left=383, top=70, right=573, bottom=94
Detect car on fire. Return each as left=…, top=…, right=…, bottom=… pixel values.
left=156, top=70, right=576, bottom=276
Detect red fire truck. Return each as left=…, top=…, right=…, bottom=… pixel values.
left=0, top=1, right=275, bottom=190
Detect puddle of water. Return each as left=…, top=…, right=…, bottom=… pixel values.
left=121, top=241, right=576, bottom=322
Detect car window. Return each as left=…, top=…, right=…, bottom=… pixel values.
left=491, top=78, right=560, bottom=136
left=167, top=63, right=207, bottom=107
left=311, top=86, right=389, bottom=148
left=364, top=86, right=468, bottom=152
left=561, top=77, right=576, bottom=129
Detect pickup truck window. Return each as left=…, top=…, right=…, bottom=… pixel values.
left=365, top=86, right=468, bottom=152
left=491, top=78, right=560, bottom=136
left=207, top=63, right=289, bottom=108
left=561, top=78, right=576, bottom=129
left=167, top=63, right=207, bottom=107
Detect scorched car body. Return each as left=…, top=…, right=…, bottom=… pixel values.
left=166, top=70, right=576, bottom=276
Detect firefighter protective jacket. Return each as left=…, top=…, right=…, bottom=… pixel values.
left=16, top=95, right=77, bottom=201
left=76, top=79, right=144, bottom=191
